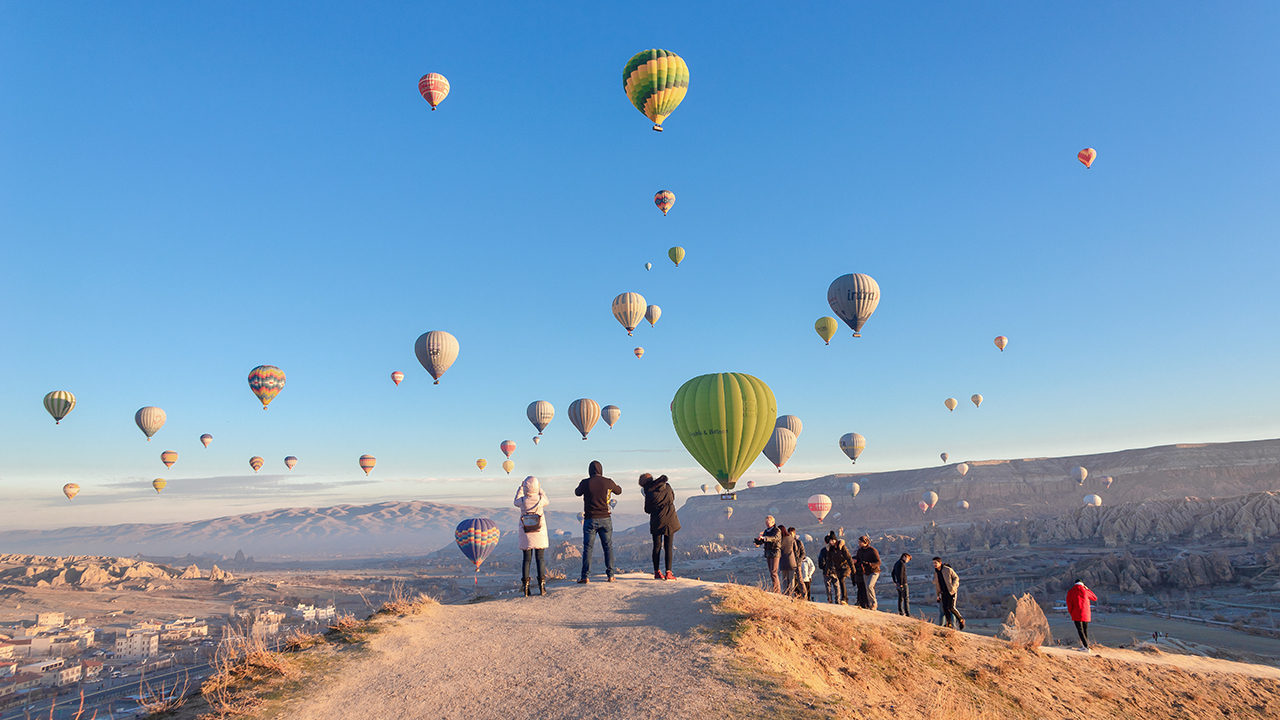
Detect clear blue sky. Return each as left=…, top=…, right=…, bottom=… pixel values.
left=2, top=3, right=1278, bottom=529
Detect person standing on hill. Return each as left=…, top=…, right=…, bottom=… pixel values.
left=575, top=461, right=623, bottom=583
left=790, top=528, right=808, bottom=599
left=817, top=533, right=837, bottom=603
left=932, top=557, right=964, bottom=629
left=800, top=549, right=816, bottom=601
left=854, top=535, right=882, bottom=611
left=753, top=515, right=783, bottom=592
left=1067, top=580, right=1099, bottom=653
left=513, top=476, right=549, bottom=597
left=891, top=553, right=912, bottom=616
left=778, top=527, right=799, bottom=596
left=830, top=537, right=855, bottom=605
left=639, top=473, right=680, bottom=580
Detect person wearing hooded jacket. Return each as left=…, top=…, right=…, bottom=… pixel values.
left=575, top=461, right=623, bottom=583
left=817, top=533, right=838, bottom=603
left=640, top=473, right=681, bottom=580
left=513, top=476, right=549, bottom=596
left=932, top=557, right=964, bottom=629
left=1066, top=580, right=1099, bottom=652
left=854, top=535, right=882, bottom=611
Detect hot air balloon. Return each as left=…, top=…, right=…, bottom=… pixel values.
left=668, top=246, right=685, bottom=266
left=1078, top=148, right=1096, bottom=168
left=1071, top=466, right=1088, bottom=485
left=645, top=263, right=652, bottom=271
left=502, top=460, right=514, bottom=475
left=1084, top=495, right=1102, bottom=507
left=775, top=415, right=803, bottom=438
left=634, top=347, right=644, bottom=359
left=160, top=451, right=177, bottom=469
left=700, top=484, right=709, bottom=494
left=1102, top=476, right=1114, bottom=489
left=249, top=456, right=264, bottom=473
left=418, top=72, right=450, bottom=110
left=602, top=405, right=621, bottom=428
left=827, top=274, right=880, bottom=338
left=994, top=336, right=1008, bottom=352
left=200, top=434, right=213, bottom=447
left=526, top=401, right=554, bottom=434
left=769, top=507, right=779, bottom=514
left=956, top=500, right=969, bottom=510
left=610, top=499, right=618, bottom=510
left=568, top=398, right=600, bottom=439
left=956, top=463, right=969, bottom=477
left=645, top=305, right=661, bottom=327
left=500, top=441, right=516, bottom=459
left=623, top=49, right=688, bottom=132
left=455, top=519, right=499, bottom=580
left=944, top=398, right=958, bottom=412
left=611, top=292, right=647, bottom=336
left=814, top=317, right=838, bottom=345
left=833, top=512, right=842, bottom=521
left=654, top=190, right=675, bottom=215
left=152, top=479, right=166, bottom=494
left=43, top=391, right=76, bottom=424
left=808, top=494, right=832, bottom=523
left=839, top=433, right=866, bottom=464
left=918, top=501, right=929, bottom=514
left=672, top=373, right=776, bottom=491
left=391, top=371, right=404, bottom=386
left=135, top=407, right=166, bottom=441
left=576, top=511, right=585, bottom=522
left=63, top=483, right=79, bottom=501
left=724, top=506, right=733, bottom=521
left=476, top=459, right=487, bottom=471
left=971, top=394, right=983, bottom=408
left=718, top=533, right=726, bottom=542
left=747, top=480, right=756, bottom=489
left=414, top=331, right=459, bottom=385
left=247, top=365, right=286, bottom=409
left=923, top=491, right=938, bottom=509
left=285, top=456, right=297, bottom=470
left=532, top=436, right=540, bottom=445
left=762, top=427, right=796, bottom=472
left=849, top=482, right=860, bottom=498
left=359, top=455, right=376, bottom=475
left=940, top=453, right=949, bottom=463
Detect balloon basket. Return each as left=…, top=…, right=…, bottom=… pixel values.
left=852, top=332, right=861, bottom=338
left=719, top=492, right=736, bottom=500
left=652, top=125, right=663, bottom=132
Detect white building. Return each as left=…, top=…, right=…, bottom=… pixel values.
left=293, top=604, right=337, bottom=622
left=114, top=632, right=159, bottom=658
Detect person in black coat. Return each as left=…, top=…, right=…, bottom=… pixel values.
left=640, top=473, right=681, bottom=580
left=891, top=552, right=912, bottom=616
left=753, top=515, right=783, bottom=592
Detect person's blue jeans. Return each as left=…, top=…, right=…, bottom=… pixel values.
left=580, top=516, right=616, bottom=579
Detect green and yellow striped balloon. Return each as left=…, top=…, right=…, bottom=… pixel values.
left=43, top=391, right=76, bottom=424
left=671, top=373, right=776, bottom=491
left=623, top=49, right=689, bottom=132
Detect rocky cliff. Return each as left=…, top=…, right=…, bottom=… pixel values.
left=0, top=553, right=232, bottom=590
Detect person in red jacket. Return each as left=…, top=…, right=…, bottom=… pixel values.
left=1066, top=580, right=1099, bottom=653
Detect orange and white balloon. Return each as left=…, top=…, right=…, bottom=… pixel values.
left=1078, top=147, right=1096, bottom=168
left=807, top=494, right=832, bottom=523
left=994, top=336, right=1008, bottom=352
left=418, top=73, right=450, bottom=110
left=391, top=371, right=404, bottom=386
left=359, top=455, right=376, bottom=476
left=160, top=451, right=178, bottom=469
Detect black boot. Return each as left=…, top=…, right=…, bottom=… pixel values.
left=538, top=578, right=547, bottom=596
left=522, top=579, right=530, bottom=597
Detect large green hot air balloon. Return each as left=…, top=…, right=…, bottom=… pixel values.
left=671, top=373, right=776, bottom=491
left=623, top=49, right=689, bottom=132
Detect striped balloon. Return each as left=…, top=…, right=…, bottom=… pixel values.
left=1078, top=147, right=1096, bottom=168
left=668, top=246, right=685, bottom=267
left=160, top=451, right=178, bottom=468
left=623, top=49, right=689, bottom=131
left=43, top=391, right=76, bottom=424
left=500, top=440, right=516, bottom=459
left=994, top=336, right=1008, bottom=352
left=152, top=478, right=167, bottom=494
left=359, top=455, right=376, bottom=476
left=645, top=304, right=661, bottom=327
left=391, top=371, right=404, bottom=386
left=285, top=456, right=297, bottom=470
left=414, top=331, right=459, bottom=384
left=527, top=401, right=554, bottom=434
left=135, top=407, right=166, bottom=441
left=200, top=434, right=213, bottom=448
left=611, top=292, right=647, bottom=335
left=602, top=405, right=621, bottom=428
left=63, top=483, right=80, bottom=501
left=775, top=415, right=803, bottom=438
left=568, top=398, right=600, bottom=439
left=248, top=365, right=286, bottom=409
left=654, top=190, right=675, bottom=215
left=418, top=73, right=450, bottom=109
left=763, top=427, right=796, bottom=472
left=634, top=347, right=644, bottom=359
left=839, top=432, right=866, bottom=463
left=249, top=456, right=264, bottom=473
left=455, top=518, right=500, bottom=569
left=476, top=458, right=487, bottom=471
left=827, top=273, right=880, bottom=338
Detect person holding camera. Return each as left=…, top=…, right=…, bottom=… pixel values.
left=753, top=515, right=783, bottom=592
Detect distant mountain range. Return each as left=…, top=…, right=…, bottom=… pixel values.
left=0, top=500, right=644, bottom=560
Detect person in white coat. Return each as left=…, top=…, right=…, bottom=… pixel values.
left=514, top=476, right=550, bottom=596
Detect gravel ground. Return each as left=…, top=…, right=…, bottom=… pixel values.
left=277, top=573, right=762, bottom=720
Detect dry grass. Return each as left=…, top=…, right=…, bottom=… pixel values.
left=544, top=567, right=567, bottom=580
left=998, top=593, right=1052, bottom=649
left=200, top=630, right=299, bottom=716
left=282, top=627, right=327, bottom=652
left=375, top=581, right=439, bottom=617
left=712, top=584, right=1280, bottom=720
left=139, top=668, right=193, bottom=714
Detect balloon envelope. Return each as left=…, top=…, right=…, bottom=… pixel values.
left=455, top=518, right=499, bottom=569
left=848, top=482, right=860, bottom=498
left=654, top=190, right=675, bottom=215
left=634, top=347, right=644, bottom=359
left=1103, top=476, right=1114, bottom=489
left=919, top=501, right=929, bottom=514
left=527, top=401, right=554, bottom=434
left=1078, top=147, right=1096, bottom=168
left=612, top=293, right=647, bottom=335
left=502, top=460, right=514, bottom=475
left=645, top=262, right=652, bottom=271
left=808, top=494, right=832, bottom=523
left=944, top=398, right=958, bottom=412
left=135, top=407, right=166, bottom=440
left=285, top=456, right=297, bottom=470
left=839, top=433, right=866, bottom=463
left=391, top=371, right=404, bottom=386
left=645, top=304, right=661, bottom=327
left=359, top=455, right=376, bottom=475
left=814, top=317, right=838, bottom=345
left=623, top=49, right=689, bottom=131
left=63, top=483, right=80, bottom=501
left=568, top=398, right=601, bottom=439
left=747, top=480, right=756, bottom=489
left=500, top=441, right=516, bottom=459
left=994, top=336, right=1008, bottom=352
left=418, top=72, right=450, bottom=109
left=247, top=365, right=286, bottom=409
left=940, top=453, right=949, bottom=463
left=775, top=415, right=803, bottom=438
left=476, top=459, right=487, bottom=471
left=200, top=434, right=213, bottom=448
left=763, top=427, right=797, bottom=472
left=700, top=484, right=709, bottom=493
left=414, top=331, right=459, bottom=384
left=602, top=405, right=621, bottom=428
left=672, top=373, right=776, bottom=491
left=956, top=463, right=969, bottom=477
left=923, top=491, right=938, bottom=508
left=827, top=274, right=880, bottom=337
left=249, top=456, right=264, bottom=473
left=1084, top=494, right=1102, bottom=507
left=971, top=394, right=983, bottom=408
left=668, top=246, right=685, bottom=266
left=160, top=451, right=177, bottom=469
left=152, top=478, right=166, bottom=494
left=43, top=391, right=76, bottom=424
left=532, top=436, right=540, bottom=445
left=724, top=506, right=733, bottom=520
left=1071, top=466, right=1088, bottom=484
left=957, top=500, right=969, bottom=510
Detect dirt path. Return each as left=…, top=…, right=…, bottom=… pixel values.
left=275, top=573, right=760, bottom=720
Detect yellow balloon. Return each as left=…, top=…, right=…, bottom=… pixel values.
left=502, top=459, right=515, bottom=475
left=476, top=459, right=487, bottom=471
left=152, top=478, right=167, bottom=494
left=814, top=317, right=838, bottom=345
left=944, top=398, right=958, bottom=412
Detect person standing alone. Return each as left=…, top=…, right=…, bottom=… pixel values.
left=513, top=476, right=549, bottom=596
left=575, top=461, right=623, bottom=583
left=854, top=535, right=882, bottom=611
left=640, top=473, right=680, bottom=580
left=932, top=557, right=964, bottom=629
left=1067, top=580, right=1099, bottom=653
left=891, top=552, right=912, bottom=616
